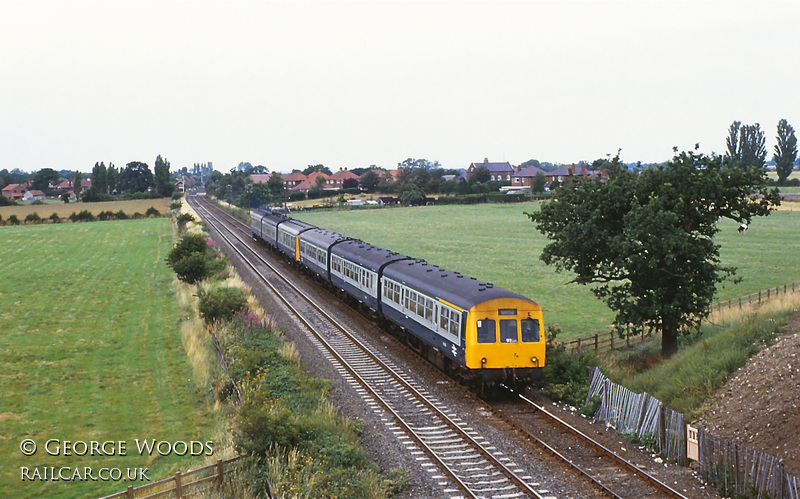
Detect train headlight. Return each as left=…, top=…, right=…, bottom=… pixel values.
left=480, top=357, right=487, bottom=366
left=531, top=356, right=539, bottom=367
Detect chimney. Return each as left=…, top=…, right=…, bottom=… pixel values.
left=581, top=163, right=586, bottom=176
left=484, top=158, right=489, bottom=164
left=516, top=166, right=522, bottom=173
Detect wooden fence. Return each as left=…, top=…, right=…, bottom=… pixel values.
left=100, top=457, right=243, bottom=499
left=562, top=281, right=800, bottom=353
left=586, top=368, right=799, bottom=498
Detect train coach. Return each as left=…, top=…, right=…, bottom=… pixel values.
left=250, top=208, right=545, bottom=388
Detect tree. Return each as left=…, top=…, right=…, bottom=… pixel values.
left=267, top=172, right=284, bottom=195
left=32, top=168, right=60, bottom=192
left=106, top=163, right=119, bottom=194
left=154, top=155, right=174, bottom=197
left=73, top=171, right=83, bottom=200
left=91, top=162, right=108, bottom=194
left=726, top=121, right=767, bottom=168
left=120, top=161, right=155, bottom=193
left=359, top=169, right=380, bottom=193
left=532, top=171, right=546, bottom=193
left=398, top=183, right=425, bottom=206
left=303, top=164, right=332, bottom=176
left=528, top=149, right=780, bottom=357
left=773, top=119, right=798, bottom=185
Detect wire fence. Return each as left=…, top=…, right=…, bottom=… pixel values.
left=586, top=368, right=799, bottom=498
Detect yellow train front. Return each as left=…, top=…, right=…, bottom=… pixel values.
left=379, top=258, right=545, bottom=390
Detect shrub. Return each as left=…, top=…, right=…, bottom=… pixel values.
left=176, top=212, right=196, bottom=231
left=31, top=199, right=45, bottom=205
left=69, top=210, right=95, bottom=222
left=171, top=252, right=211, bottom=283
left=171, top=191, right=184, bottom=200
left=49, top=213, right=61, bottom=223
left=8, top=215, right=20, bottom=225
left=540, top=342, right=599, bottom=408
left=170, top=199, right=182, bottom=210
left=145, top=206, right=160, bottom=217
left=25, top=212, right=41, bottom=224
left=167, top=233, right=208, bottom=267
left=197, top=286, right=248, bottom=323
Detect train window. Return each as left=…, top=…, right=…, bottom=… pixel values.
left=498, top=309, right=517, bottom=316
left=500, top=319, right=518, bottom=343
left=521, top=318, right=540, bottom=343
left=477, top=319, right=496, bottom=343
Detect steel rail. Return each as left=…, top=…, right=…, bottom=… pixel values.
left=190, top=197, right=543, bottom=499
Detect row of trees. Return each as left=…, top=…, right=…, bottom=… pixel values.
left=726, top=119, right=798, bottom=184
left=84, top=156, right=174, bottom=200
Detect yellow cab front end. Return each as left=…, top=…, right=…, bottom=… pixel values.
left=464, top=298, right=545, bottom=379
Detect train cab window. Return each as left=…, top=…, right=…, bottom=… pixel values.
left=476, top=319, right=496, bottom=343
left=500, top=319, right=518, bottom=343
left=521, top=318, right=540, bottom=343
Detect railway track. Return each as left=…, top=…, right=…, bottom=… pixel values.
left=188, top=196, right=704, bottom=498
left=188, top=195, right=551, bottom=499
left=491, top=388, right=690, bottom=499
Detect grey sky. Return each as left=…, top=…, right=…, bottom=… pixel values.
left=2, top=1, right=798, bottom=173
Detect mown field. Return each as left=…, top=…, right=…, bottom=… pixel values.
left=0, top=198, right=171, bottom=220
left=294, top=202, right=800, bottom=340
left=0, top=219, right=217, bottom=498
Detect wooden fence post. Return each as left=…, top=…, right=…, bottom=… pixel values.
left=175, top=471, right=183, bottom=498
left=610, top=330, right=614, bottom=350
left=126, top=485, right=134, bottom=499
left=594, top=333, right=598, bottom=351
left=217, top=459, right=224, bottom=488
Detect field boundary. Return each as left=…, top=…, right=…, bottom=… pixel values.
left=562, top=281, right=800, bottom=353
left=99, top=457, right=243, bottom=499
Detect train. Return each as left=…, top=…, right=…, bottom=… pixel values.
left=250, top=208, right=546, bottom=390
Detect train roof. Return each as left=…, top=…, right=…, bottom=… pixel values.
left=277, top=219, right=316, bottom=235
left=259, top=210, right=290, bottom=226
left=331, top=239, right=410, bottom=270
left=382, top=259, right=539, bottom=312
left=300, top=228, right=349, bottom=249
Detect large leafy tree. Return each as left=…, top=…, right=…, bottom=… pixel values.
left=773, top=118, right=797, bottom=185
left=726, top=121, right=767, bottom=168
left=91, top=162, right=108, bottom=194
left=120, top=161, right=155, bottom=193
left=32, top=168, right=60, bottom=192
left=528, top=148, right=780, bottom=357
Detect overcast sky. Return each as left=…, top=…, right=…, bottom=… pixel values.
left=2, top=1, right=799, bottom=174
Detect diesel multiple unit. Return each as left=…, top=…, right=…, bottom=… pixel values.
left=251, top=208, right=545, bottom=388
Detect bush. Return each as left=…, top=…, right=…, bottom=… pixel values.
left=197, top=286, right=248, bottom=323
left=170, top=199, right=182, bottom=210
left=176, top=212, right=196, bottom=230
left=31, top=199, right=45, bottom=205
left=171, top=191, right=184, bottom=200
left=49, top=213, right=61, bottom=223
left=145, top=206, right=160, bottom=217
left=69, top=210, right=95, bottom=222
left=25, top=212, right=41, bottom=224
left=8, top=214, right=20, bottom=225
left=167, top=233, right=208, bottom=267
left=540, top=331, right=599, bottom=409
left=171, top=252, right=211, bottom=283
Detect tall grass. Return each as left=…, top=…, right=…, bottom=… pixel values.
left=603, top=293, right=800, bottom=418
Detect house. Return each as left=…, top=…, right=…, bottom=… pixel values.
left=2, top=183, right=27, bottom=200
left=328, top=168, right=359, bottom=189
left=291, top=170, right=330, bottom=192
left=247, top=174, right=271, bottom=184
left=174, top=178, right=186, bottom=193
left=510, top=165, right=547, bottom=188
left=23, top=190, right=46, bottom=201
left=282, top=170, right=307, bottom=189
left=466, top=158, right=514, bottom=182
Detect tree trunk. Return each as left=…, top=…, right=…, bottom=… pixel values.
left=661, top=323, right=679, bottom=358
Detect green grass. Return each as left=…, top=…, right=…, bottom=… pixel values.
left=0, top=219, right=217, bottom=498
left=294, top=203, right=800, bottom=340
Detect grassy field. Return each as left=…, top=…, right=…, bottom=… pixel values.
left=0, top=219, right=217, bottom=498
left=0, top=198, right=171, bottom=220
left=293, top=202, right=800, bottom=340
